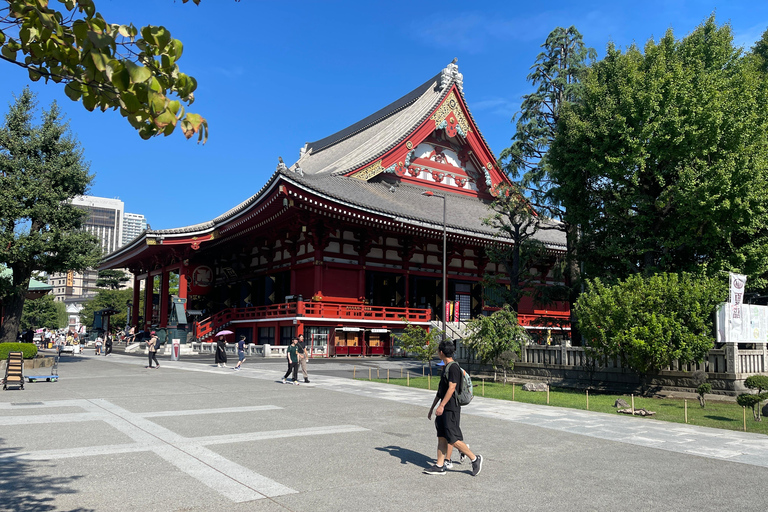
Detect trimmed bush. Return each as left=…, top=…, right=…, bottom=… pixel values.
left=0, top=343, right=39, bottom=360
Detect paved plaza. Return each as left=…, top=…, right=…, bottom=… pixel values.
left=1, top=352, right=767, bottom=511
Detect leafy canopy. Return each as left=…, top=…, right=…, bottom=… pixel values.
left=0, top=0, right=208, bottom=142
left=576, top=272, right=726, bottom=377
left=551, top=17, right=768, bottom=287
left=21, top=292, right=66, bottom=329
left=79, top=287, right=133, bottom=331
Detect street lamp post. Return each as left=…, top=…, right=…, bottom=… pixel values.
left=422, top=191, right=447, bottom=341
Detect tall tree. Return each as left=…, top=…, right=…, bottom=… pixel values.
left=0, top=87, right=100, bottom=343
left=498, top=26, right=595, bottom=337
left=0, top=0, right=207, bottom=142
left=482, top=184, right=551, bottom=313
left=79, top=288, right=133, bottom=331
left=21, top=293, right=65, bottom=329
left=552, top=17, right=768, bottom=288
left=96, top=269, right=129, bottom=290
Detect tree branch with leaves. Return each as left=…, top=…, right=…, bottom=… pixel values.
left=0, top=0, right=208, bottom=142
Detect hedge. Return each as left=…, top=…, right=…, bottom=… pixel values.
left=0, top=343, right=39, bottom=360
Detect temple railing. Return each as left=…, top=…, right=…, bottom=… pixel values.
left=195, top=301, right=433, bottom=340
left=454, top=341, right=766, bottom=378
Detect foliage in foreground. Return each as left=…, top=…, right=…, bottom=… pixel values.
left=462, top=305, right=530, bottom=383
left=0, top=0, right=208, bottom=142
left=393, top=321, right=441, bottom=375
left=738, top=375, right=768, bottom=421
left=0, top=342, right=38, bottom=359
left=577, top=272, right=726, bottom=380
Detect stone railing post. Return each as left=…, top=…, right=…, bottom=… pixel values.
left=725, top=343, right=739, bottom=375
left=263, top=344, right=271, bottom=358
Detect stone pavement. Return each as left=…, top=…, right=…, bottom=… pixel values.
left=1, top=353, right=766, bottom=511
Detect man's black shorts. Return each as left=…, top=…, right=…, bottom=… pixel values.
left=435, top=408, right=463, bottom=444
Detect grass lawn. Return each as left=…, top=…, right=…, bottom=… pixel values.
left=357, top=375, right=768, bottom=436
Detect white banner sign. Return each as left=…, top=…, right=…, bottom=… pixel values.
left=716, top=303, right=768, bottom=343
left=729, top=273, right=747, bottom=305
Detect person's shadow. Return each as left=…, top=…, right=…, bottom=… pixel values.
left=376, top=445, right=433, bottom=468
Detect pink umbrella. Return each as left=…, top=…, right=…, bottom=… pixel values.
left=215, top=330, right=234, bottom=337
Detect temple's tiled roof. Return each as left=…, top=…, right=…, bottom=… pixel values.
left=106, top=62, right=566, bottom=260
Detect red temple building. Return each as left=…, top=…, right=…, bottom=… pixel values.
left=100, top=62, right=569, bottom=355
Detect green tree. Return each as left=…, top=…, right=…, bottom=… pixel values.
left=482, top=184, right=553, bottom=312
left=96, top=269, right=128, bottom=290
left=498, top=26, right=595, bottom=333
left=20, top=293, right=63, bottom=329
left=551, top=17, right=768, bottom=289
left=0, top=0, right=208, bottom=142
left=394, top=321, right=441, bottom=375
left=0, top=88, right=100, bottom=343
left=462, top=305, right=530, bottom=383
left=79, top=288, right=132, bottom=331
left=576, top=272, right=726, bottom=389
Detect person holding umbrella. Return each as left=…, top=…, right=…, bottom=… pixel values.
left=214, top=330, right=231, bottom=367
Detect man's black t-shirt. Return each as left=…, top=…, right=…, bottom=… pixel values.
left=297, top=341, right=306, bottom=355
left=437, top=362, right=462, bottom=412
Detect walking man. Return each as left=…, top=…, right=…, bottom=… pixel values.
left=234, top=335, right=247, bottom=370
left=297, top=333, right=310, bottom=383
left=424, top=339, right=482, bottom=476
left=282, top=337, right=300, bottom=385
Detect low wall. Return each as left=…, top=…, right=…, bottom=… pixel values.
left=455, top=341, right=768, bottom=396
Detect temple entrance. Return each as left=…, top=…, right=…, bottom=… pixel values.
left=366, top=271, right=404, bottom=307
left=410, top=276, right=443, bottom=321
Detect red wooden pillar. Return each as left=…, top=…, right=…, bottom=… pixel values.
left=178, top=270, right=188, bottom=301
left=358, top=269, right=365, bottom=301
left=159, top=270, right=170, bottom=327
left=313, top=260, right=323, bottom=296
left=144, top=275, right=154, bottom=329
left=132, top=276, right=141, bottom=327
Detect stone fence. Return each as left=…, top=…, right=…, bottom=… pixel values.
left=454, top=341, right=768, bottom=395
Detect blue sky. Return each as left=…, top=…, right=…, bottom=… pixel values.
left=2, top=0, right=767, bottom=230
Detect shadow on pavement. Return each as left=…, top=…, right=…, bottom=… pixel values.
left=0, top=440, right=94, bottom=512
left=376, top=445, right=432, bottom=468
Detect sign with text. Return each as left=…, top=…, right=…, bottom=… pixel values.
left=716, top=303, right=768, bottom=343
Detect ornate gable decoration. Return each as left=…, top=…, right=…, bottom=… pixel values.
left=431, top=91, right=471, bottom=138
left=352, top=159, right=385, bottom=181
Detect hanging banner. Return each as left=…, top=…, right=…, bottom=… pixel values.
left=728, top=273, right=747, bottom=336
left=729, top=273, right=747, bottom=305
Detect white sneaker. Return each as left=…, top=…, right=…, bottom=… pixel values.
left=443, top=459, right=453, bottom=470
left=281, top=378, right=287, bottom=384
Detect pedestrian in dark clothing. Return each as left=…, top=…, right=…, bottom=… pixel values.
left=215, top=336, right=228, bottom=367
left=234, top=335, right=246, bottom=370
left=146, top=332, right=160, bottom=369
left=424, top=340, right=482, bottom=476
left=282, top=337, right=300, bottom=385
left=105, top=334, right=113, bottom=356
